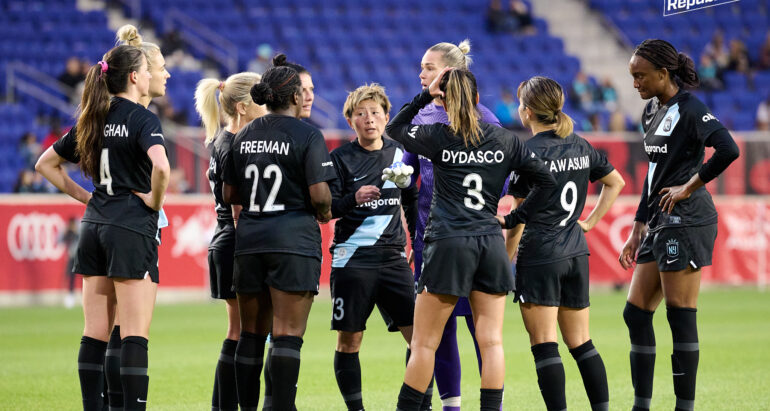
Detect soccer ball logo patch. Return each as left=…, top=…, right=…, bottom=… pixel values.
left=666, top=238, right=679, bottom=258
left=663, top=116, right=673, bottom=132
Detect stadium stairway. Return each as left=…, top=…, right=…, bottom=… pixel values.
left=531, top=0, right=646, bottom=118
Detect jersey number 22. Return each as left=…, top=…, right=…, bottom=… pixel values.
left=245, top=164, right=285, bottom=212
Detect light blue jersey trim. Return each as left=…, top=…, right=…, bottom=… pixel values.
left=156, top=208, right=168, bottom=244
left=332, top=215, right=393, bottom=267
left=654, top=103, right=681, bottom=137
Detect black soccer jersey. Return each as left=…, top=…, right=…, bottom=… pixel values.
left=385, top=90, right=555, bottom=242
left=329, top=138, right=417, bottom=268
left=53, top=97, right=165, bottom=239
left=207, top=129, right=235, bottom=251
left=509, top=131, right=614, bottom=266
left=221, top=113, right=337, bottom=259
left=637, top=90, right=727, bottom=232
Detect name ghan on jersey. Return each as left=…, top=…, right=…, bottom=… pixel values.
left=239, top=139, right=290, bottom=155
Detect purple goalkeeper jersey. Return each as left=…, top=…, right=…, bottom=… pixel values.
left=403, top=102, right=503, bottom=257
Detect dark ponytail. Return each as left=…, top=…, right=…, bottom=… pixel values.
left=250, top=66, right=301, bottom=111
left=633, top=39, right=699, bottom=89
left=271, top=53, right=310, bottom=75
left=75, top=45, right=144, bottom=179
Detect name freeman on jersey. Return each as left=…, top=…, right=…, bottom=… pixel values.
left=644, top=141, right=668, bottom=154
left=545, top=155, right=590, bottom=173
left=442, top=150, right=505, bottom=164
left=240, top=140, right=290, bottom=156
left=104, top=123, right=129, bottom=138
left=358, top=197, right=401, bottom=210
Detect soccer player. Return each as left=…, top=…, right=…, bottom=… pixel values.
left=195, top=72, right=265, bottom=411
left=221, top=64, right=336, bottom=411
left=619, top=39, right=739, bottom=411
left=401, top=39, right=502, bottom=411
left=36, top=45, right=170, bottom=411
left=102, top=24, right=171, bottom=410
left=504, top=76, right=625, bottom=411
left=387, top=67, right=556, bottom=411
left=328, top=84, right=418, bottom=411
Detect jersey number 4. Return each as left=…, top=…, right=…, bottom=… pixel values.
left=100, top=148, right=114, bottom=195
left=245, top=164, right=285, bottom=212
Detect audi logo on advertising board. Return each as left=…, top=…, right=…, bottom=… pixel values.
left=7, top=213, right=66, bottom=261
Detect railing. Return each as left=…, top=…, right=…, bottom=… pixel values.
left=164, top=9, right=238, bottom=74
left=111, top=0, right=142, bottom=20
left=5, top=62, right=77, bottom=118
left=309, top=94, right=339, bottom=130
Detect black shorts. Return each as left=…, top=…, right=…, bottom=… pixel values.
left=74, top=222, right=159, bottom=283
left=209, top=247, right=236, bottom=300
left=233, top=253, right=321, bottom=295
left=515, top=255, right=589, bottom=308
left=636, top=224, right=717, bottom=272
left=330, top=259, right=415, bottom=332
left=419, top=234, right=513, bottom=297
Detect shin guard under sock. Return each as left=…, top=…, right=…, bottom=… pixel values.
left=78, top=336, right=107, bottom=411
left=215, top=338, right=241, bottom=411
left=120, top=336, right=148, bottom=411
left=268, top=336, right=303, bottom=411
left=334, top=351, right=363, bottom=410
left=667, top=306, right=699, bottom=411
left=531, top=342, right=566, bottom=411
left=569, top=340, right=609, bottom=411
left=234, top=333, right=266, bottom=411
left=623, top=302, right=656, bottom=410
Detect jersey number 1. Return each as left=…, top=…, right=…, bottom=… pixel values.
left=100, top=148, right=114, bottom=195
left=245, top=164, right=285, bottom=212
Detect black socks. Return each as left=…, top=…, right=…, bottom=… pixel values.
left=213, top=338, right=241, bottom=411
left=105, top=326, right=122, bottom=411
left=396, top=383, right=425, bottom=411
left=268, top=335, right=303, bottom=411
left=120, top=336, right=148, bottom=411
left=531, top=342, right=566, bottom=411
left=234, top=333, right=267, bottom=411
left=569, top=340, right=609, bottom=411
left=667, top=306, right=699, bottom=411
left=78, top=336, right=107, bottom=411
left=624, top=302, right=656, bottom=411
left=479, top=388, right=503, bottom=411
left=334, top=351, right=363, bottom=410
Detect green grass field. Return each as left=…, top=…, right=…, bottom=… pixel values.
left=1, top=288, right=769, bottom=410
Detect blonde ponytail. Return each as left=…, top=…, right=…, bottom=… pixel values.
left=554, top=111, right=574, bottom=138
left=116, top=24, right=161, bottom=70
left=429, top=39, right=473, bottom=69
left=517, top=76, right=573, bottom=138
left=195, top=72, right=262, bottom=145
left=194, top=79, right=222, bottom=144
left=442, top=69, right=482, bottom=147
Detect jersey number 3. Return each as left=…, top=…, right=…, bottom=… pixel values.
left=245, top=164, right=285, bottom=212
left=463, top=173, right=485, bottom=211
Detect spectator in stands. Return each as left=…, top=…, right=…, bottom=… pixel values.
left=698, top=54, right=723, bottom=90
left=588, top=112, right=603, bottom=131
left=703, top=31, right=729, bottom=71
left=18, top=132, right=41, bottom=170
left=756, top=93, right=770, bottom=131
left=599, top=77, right=618, bottom=111
left=757, top=33, right=770, bottom=70
left=41, top=119, right=64, bottom=150
left=485, top=0, right=510, bottom=33
left=571, top=72, right=598, bottom=113
left=58, top=57, right=85, bottom=89
left=508, top=0, right=536, bottom=35
left=726, top=39, right=751, bottom=75
left=60, top=217, right=80, bottom=309
left=492, top=88, right=521, bottom=129
left=14, top=170, right=37, bottom=193
left=167, top=168, right=191, bottom=193
left=248, top=44, right=273, bottom=75
left=160, top=30, right=184, bottom=57
left=608, top=110, right=628, bottom=132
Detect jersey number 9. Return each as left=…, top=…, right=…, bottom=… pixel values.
left=245, top=164, right=285, bottom=212
left=559, top=181, right=577, bottom=226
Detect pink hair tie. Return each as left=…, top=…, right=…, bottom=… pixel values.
left=218, top=81, right=225, bottom=92
left=97, top=61, right=108, bottom=73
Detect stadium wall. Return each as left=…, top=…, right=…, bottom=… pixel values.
left=1, top=192, right=767, bottom=306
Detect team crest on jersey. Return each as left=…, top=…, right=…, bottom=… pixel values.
left=663, top=116, right=673, bottom=132
left=666, top=238, right=679, bottom=258
left=335, top=247, right=347, bottom=259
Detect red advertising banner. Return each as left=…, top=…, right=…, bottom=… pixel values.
left=1, top=195, right=767, bottom=294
